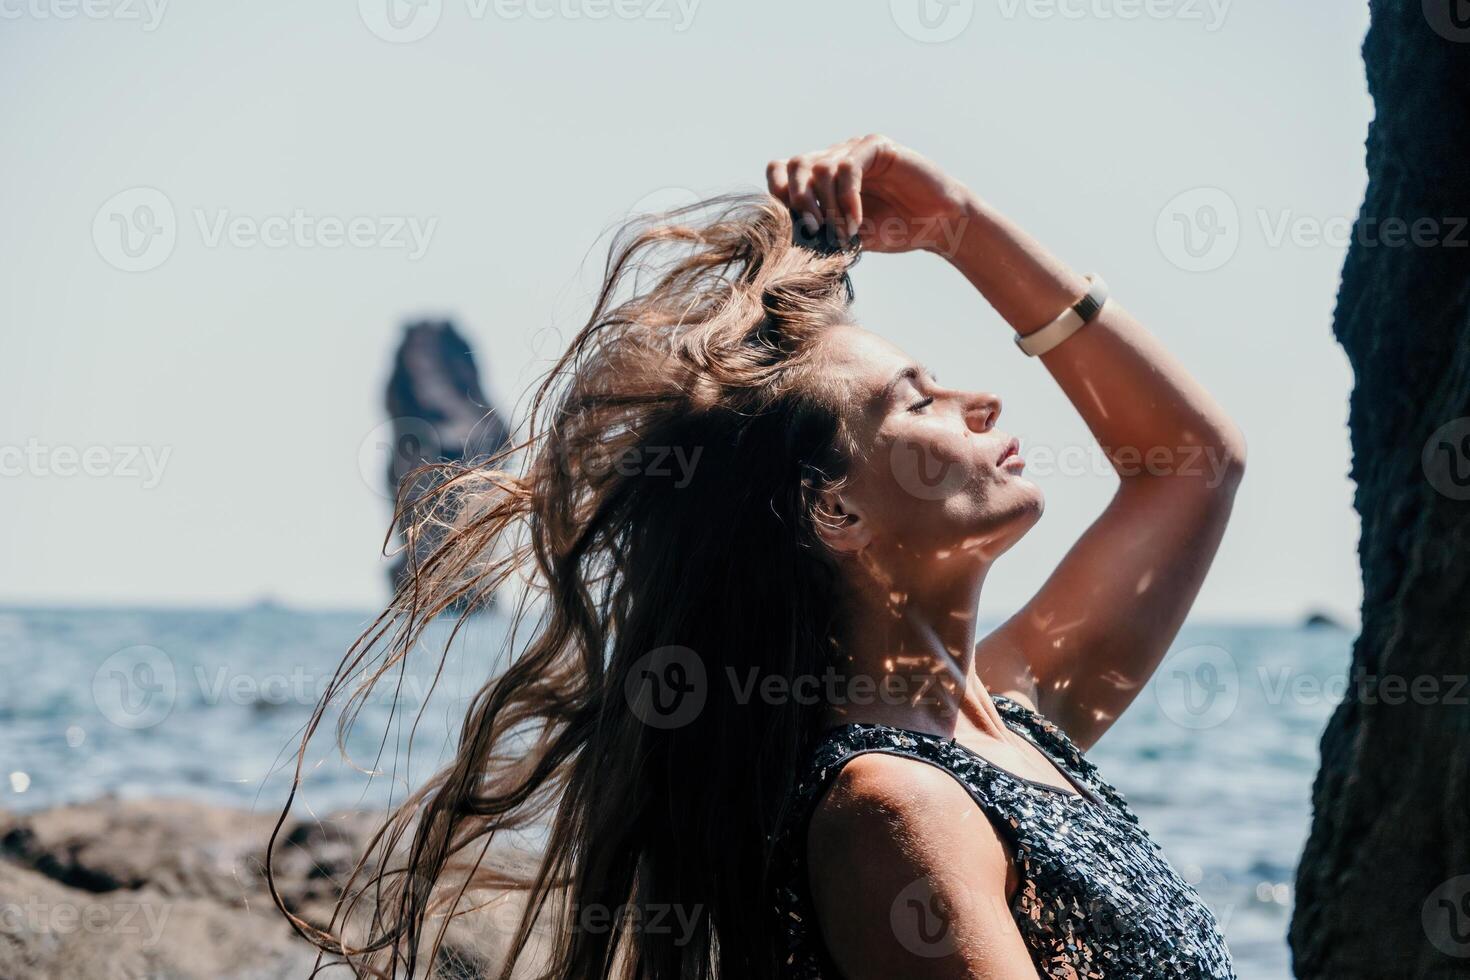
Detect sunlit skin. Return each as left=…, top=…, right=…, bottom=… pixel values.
left=767, top=135, right=1246, bottom=979
left=810, top=324, right=1043, bottom=730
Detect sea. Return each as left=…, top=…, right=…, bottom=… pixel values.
left=0, top=606, right=1354, bottom=979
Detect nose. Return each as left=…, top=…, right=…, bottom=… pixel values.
left=964, top=392, right=1002, bottom=433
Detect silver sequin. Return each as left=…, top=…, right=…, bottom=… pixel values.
left=770, top=695, right=1236, bottom=978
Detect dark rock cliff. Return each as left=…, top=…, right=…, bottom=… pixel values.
left=1290, top=2, right=1470, bottom=974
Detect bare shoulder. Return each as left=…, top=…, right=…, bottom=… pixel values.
left=809, top=752, right=1008, bottom=887
left=804, top=752, right=1036, bottom=979
left=810, top=752, right=988, bottom=848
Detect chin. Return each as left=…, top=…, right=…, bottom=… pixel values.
left=948, top=489, right=1044, bottom=560
left=1016, top=479, right=1045, bottom=518
left=997, top=478, right=1046, bottom=537
left=995, top=503, right=1043, bottom=557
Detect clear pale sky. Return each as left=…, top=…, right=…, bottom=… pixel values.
left=1, top=1, right=1371, bottom=621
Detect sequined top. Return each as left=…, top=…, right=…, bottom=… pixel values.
left=770, top=695, right=1236, bottom=978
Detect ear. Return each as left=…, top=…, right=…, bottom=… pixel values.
left=813, top=488, right=872, bottom=555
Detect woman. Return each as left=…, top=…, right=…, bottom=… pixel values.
left=275, top=134, right=1243, bottom=979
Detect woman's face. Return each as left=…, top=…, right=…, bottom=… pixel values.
left=815, top=323, right=1044, bottom=562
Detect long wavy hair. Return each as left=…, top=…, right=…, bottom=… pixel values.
left=270, top=194, right=864, bottom=979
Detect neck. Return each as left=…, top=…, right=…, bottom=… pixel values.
left=825, top=550, right=1008, bottom=739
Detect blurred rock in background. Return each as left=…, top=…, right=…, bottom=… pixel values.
left=383, top=320, right=512, bottom=606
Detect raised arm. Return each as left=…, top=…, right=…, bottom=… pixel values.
left=943, top=180, right=1245, bottom=748
left=767, top=134, right=1245, bottom=749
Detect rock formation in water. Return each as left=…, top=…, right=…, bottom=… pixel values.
left=383, top=320, right=512, bottom=602
left=1301, top=610, right=1348, bottom=630
left=1290, top=2, right=1470, bottom=974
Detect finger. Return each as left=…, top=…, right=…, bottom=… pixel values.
left=811, top=158, right=842, bottom=240
left=854, top=133, right=895, bottom=176
left=786, top=158, right=822, bottom=235
left=833, top=158, right=862, bottom=242
left=765, top=159, right=791, bottom=204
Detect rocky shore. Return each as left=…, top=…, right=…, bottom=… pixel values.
left=0, top=798, right=534, bottom=979
left=0, top=798, right=359, bottom=978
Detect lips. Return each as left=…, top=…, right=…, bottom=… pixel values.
left=997, top=437, right=1020, bottom=466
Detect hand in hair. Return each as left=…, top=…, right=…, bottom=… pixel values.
left=765, top=134, right=972, bottom=254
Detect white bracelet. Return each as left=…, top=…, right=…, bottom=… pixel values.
left=1014, top=275, right=1109, bottom=357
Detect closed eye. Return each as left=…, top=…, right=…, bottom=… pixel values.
left=908, top=396, right=934, bottom=413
